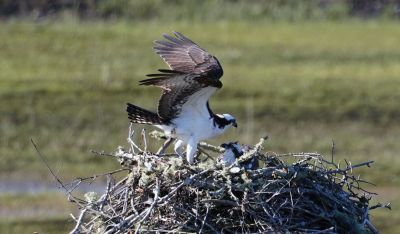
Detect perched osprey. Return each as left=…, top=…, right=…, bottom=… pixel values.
left=127, top=32, right=237, bottom=164
left=219, top=142, right=259, bottom=170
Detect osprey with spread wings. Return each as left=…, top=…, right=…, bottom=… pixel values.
left=127, top=32, right=237, bottom=164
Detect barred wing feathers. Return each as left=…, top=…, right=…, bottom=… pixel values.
left=153, top=32, right=223, bottom=79
left=140, top=70, right=222, bottom=121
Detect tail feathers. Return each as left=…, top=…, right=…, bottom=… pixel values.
left=126, top=103, right=164, bottom=125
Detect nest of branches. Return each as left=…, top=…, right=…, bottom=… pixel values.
left=67, top=128, right=383, bottom=234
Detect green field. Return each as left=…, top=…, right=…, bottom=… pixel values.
left=0, top=20, right=399, bottom=233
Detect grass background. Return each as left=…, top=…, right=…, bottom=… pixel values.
left=0, top=19, right=399, bottom=233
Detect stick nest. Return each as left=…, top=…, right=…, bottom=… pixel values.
left=68, top=129, right=381, bottom=234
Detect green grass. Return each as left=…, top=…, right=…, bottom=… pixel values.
left=0, top=218, right=73, bottom=234
left=0, top=20, right=399, bottom=233
left=0, top=193, right=74, bottom=234
left=368, top=186, right=400, bottom=234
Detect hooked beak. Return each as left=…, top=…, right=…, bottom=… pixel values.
left=232, top=121, right=237, bottom=128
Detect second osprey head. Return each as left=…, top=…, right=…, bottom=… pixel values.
left=219, top=142, right=258, bottom=170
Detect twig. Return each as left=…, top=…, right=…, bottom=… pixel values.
left=150, top=130, right=224, bottom=153
left=31, top=139, right=84, bottom=206
left=175, top=207, right=220, bottom=234
left=198, top=141, right=224, bottom=153
left=370, top=202, right=391, bottom=210
left=31, top=139, right=67, bottom=191
left=199, top=204, right=210, bottom=233
left=201, top=199, right=239, bottom=206
left=91, top=150, right=133, bottom=161
left=128, top=123, right=143, bottom=153
left=70, top=208, right=87, bottom=234
left=158, top=169, right=211, bottom=203
left=141, top=129, right=148, bottom=152
left=331, top=139, right=335, bottom=163
left=134, top=178, right=160, bottom=234
left=327, top=160, right=374, bottom=174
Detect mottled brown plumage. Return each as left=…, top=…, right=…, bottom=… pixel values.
left=153, top=32, right=223, bottom=79
left=139, top=70, right=222, bottom=121
left=127, top=32, right=226, bottom=126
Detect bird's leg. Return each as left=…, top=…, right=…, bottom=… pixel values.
left=156, top=137, right=174, bottom=155
left=186, top=138, right=198, bottom=165
left=174, top=140, right=185, bottom=157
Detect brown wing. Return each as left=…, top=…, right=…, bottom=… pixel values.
left=140, top=70, right=222, bottom=121
left=153, top=32, right=223, bottom=79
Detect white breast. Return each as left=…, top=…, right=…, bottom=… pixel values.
left=171, top=87, right=223, bottom=142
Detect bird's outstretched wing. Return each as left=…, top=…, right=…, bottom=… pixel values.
left=153, top=32, right=223, bottom=79
left=140, top=70, right=222, bottom=121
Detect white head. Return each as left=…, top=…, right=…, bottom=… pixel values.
left=215, top=113, right=237, bottom=129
